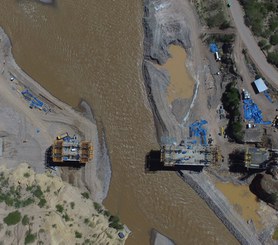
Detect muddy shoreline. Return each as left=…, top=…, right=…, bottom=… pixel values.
left=142, top=0, right=261, bottom=244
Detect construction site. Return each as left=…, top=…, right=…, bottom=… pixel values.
left=243, top=147, right=270, bottom=170
left=52, top=133, right=94, bottom=164
left=160, top=143, right=214, bottom=167
left=157, top=120, right=220, bottom=169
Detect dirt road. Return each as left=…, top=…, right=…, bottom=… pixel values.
left=229, top=0, right=278, bottom=85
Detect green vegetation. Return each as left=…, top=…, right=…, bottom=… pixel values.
left=108, top=215, right=124, bottom=230
left=24, top=231, right=37, bottom=244
left=75, top=231, right=82, bottom=239
left=32, top=186, right=43, bottom=199
left=206, top=11, right=225, bottom=28
left=270, top=34, right=278, bottom=46
left=240, top=0, right=278, bottom=62
left=81, top=192, right=89, bottom=199
left=103, top=210, right=111, bottom=217
left=38, top=198, right=46, bottom=208
left=22, top=215, right=30, bottom=226
left=267, top=52, right=278, bottom=68
left=4, top=210, right=21, bottom=226
left=62, top=213, right=70, bottom=222
left=24, top=172, right=30, bottom=178
left=56, top=204, right=64, bottom=213
left=222, top=82, right=244, bottom=143
left=93, top=202, right=102, bottom=213
left=70, top=202, right=75, bottom=209
left=194, top=0, right=230, bottom=29
left=0, top=175, right=46, bottom=209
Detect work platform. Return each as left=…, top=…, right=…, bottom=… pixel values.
left=160, top=144, right=213, bottom=167
left=244, top=147, right=269, bottom=169
left=52, top=135, right=93, bottom=164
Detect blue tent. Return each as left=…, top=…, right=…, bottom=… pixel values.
left=210, top=43, right=218, bottom=53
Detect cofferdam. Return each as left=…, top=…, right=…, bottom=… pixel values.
left=0, top=1, right=237, bottom=244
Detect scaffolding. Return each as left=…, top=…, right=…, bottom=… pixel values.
left=52, top=137, right=94, bottom=164
left=161, top=144, right=212, bottom=167
left=244, top=147, right=269, bottom=169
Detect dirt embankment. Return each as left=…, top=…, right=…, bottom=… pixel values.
left=142, top=0, right=195, bottom=143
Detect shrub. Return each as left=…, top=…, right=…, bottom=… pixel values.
left=62, top=213, right=70, bottom=222
left=22, top=215, right=29, bottom=226
left=22, top=197, right=35, bottom=207
left=269, top=18, right=278, bottom=31
left=258, top=39, right=267, bottom=48
left=70, top=202, right=75, bottom=209
left=267, top=52, right=278, bottom=67
left=109, top=215, right=124, bottom=230
left=24, top=172, right=30, bottom=178
left=81, top=192, right=89, bottom=199
left=38, top=198, right=46, bottom=208
left=32, top=186, right=43, bottom=199
left=75, top=231, right=82, bottom=239
left=220, top=21, right=230, bottom=30
left=103, top=210, right=111, bottom=217
left=270, top=34, right=278, bottom=46
left=4, top=211, right=21, bottom=226
left=56, top=204, right=64, bottom=213
left=24, top=231, right=36, bottom=244
left=93, top=202, right=102, bottom=213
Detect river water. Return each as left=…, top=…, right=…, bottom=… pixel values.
left=0, top=1, right=238, bottom=244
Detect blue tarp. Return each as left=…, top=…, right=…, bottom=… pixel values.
left=189, top=120, right=208, bottom=145
left=22, top=89, right=44, bottom=109
left=263, top=91, right=273, bottom=103
left=243, top=99, right=271, bottom=125
left=210, top=43, right=218, bottom=53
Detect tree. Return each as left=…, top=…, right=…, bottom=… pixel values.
left=220, top=21, right=230, bottom=30
left=258, top=39, right=267, bottom=48
left=4, top=211, right=21, bottom=226
left=267, top=52, right=278, bottom=67
left=270, top=34, right=278, bottom=46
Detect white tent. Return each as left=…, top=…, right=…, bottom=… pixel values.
left=254, top=78, right=268, bottom=93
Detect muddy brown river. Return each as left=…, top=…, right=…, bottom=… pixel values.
left=0, top=1, right=238, bottom=244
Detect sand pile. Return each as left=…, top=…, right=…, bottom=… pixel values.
left=0, top=163, right=127, bottom=245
